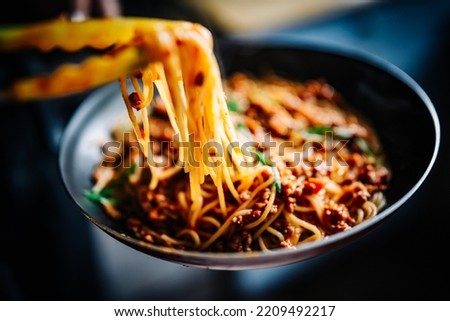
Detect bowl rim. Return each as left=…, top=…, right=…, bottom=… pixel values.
left=58, top=39, right=441, bottom=269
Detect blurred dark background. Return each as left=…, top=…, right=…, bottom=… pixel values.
left=0, top=0, right=449, bottom=300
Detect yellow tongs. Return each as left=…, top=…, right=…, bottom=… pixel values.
left=0, top=17, right=181, bottom=102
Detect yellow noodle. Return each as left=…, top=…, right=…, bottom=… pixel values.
left=253, top=203, right=285, bottom=240
left=266, top=227, right=285, bottom=242
left=244, top=185, right=276, bottom=230
left=199, top=209, right=253, bottom=250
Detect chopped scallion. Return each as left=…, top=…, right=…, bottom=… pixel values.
left=226, top=100, right=239, bottom=112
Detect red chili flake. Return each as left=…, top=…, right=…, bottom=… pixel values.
left=208, top=146, right=218, bottom=156
left=303, top=181, right=323, bottom=195
left=133, top=70, right=143, bottom=78
left=129, top=92, right=142, bottom=110
left=194, top=72, right=204, bottom=86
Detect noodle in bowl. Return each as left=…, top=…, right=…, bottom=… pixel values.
left=59, top=40, right=440, bottom=269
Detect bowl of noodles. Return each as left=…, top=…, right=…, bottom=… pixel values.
left=59, top=38, right=440, bottom=270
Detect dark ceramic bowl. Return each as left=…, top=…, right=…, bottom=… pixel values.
left=59, top=39, right=440, bottom=270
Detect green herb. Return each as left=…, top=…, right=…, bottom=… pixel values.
left=354, top=136, right=375, bottom=158
left=255, top=150, right=272, bottom=166
left=107, top=164, right=137, bottom=189
left=303, top=126, right=353, bottom=140
left=236, top=122, right=247, bottom=131
left=271, top=167, right=282, bottom=193
left=84, top=189, right=103, bottom=203
left=305, top=126, right=333, bottom=135
left=254, top=150, right=281, bottom=193
left=84, top=164, right=137, bottom=205
left=226, top=100, right=239, bottom=112
left=303, top=126, right=379, bottom=163
left=84, top=189, right=118, bottom=206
